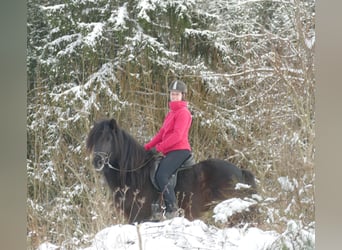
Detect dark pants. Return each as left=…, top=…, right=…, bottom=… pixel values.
left=155, top=150, right=191, bottom=212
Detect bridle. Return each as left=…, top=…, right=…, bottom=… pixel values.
left=93, top=151, right=156, bottom=172
left=93, top=152, right=117, bottom=172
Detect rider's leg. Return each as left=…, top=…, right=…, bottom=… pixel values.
left=155, top=150, right=190, bottom=214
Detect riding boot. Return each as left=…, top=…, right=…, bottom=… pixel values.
left=164, top=203, right=179, bottom=219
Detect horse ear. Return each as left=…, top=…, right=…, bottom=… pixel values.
left=109, top=118, right=118, bottom=132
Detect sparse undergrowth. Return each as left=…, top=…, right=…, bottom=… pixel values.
left=27, top=150, right=314, bottom=249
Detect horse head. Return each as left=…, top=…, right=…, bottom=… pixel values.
left=87, top=118, right=119, bottom=171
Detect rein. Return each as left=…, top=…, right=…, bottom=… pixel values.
left=94, top=151, right=156, bottom=173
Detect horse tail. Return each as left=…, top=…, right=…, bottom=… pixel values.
left=241, top=169, right=257, bottom=193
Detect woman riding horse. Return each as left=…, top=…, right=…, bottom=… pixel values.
left=144, top=80, right=192, bottom=219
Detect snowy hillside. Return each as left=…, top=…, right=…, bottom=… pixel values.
left=37, top=197, right=314, bottom=250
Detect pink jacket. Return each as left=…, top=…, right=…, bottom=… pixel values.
left=144, top=101, right=192, bottom=155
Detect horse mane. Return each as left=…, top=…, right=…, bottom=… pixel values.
left=115, top=123, right=149, bottom=171
left=87, top=118, right=153, bottom=189
left=86, top=120, right=103, bottom=154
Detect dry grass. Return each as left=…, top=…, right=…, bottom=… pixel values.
left=27, top=87, right=314, bottom=249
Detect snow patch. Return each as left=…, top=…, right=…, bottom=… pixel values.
left=36, top=242, right=59, bottom=250
left=278, top=176, right=298, bottom=192
left=213, top=198, right=257, bottom=223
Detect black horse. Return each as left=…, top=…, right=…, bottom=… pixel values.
left=86, top=118, right=257, bottom=223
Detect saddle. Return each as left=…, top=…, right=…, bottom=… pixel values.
left=149, top=153, right=195, bottom=192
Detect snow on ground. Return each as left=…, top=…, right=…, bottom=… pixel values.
left=213, top=196, right=259, bottom=223
left=37, top=197, right=315, bottom=250
left=79, top=218, right=277, bottom=250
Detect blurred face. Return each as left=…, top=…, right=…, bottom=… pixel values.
left=170, top=91, right=183, bottom=102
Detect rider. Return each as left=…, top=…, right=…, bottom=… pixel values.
left=144, top=80, right=192, bottom=219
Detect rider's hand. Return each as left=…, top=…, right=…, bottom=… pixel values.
left=150, top=147, right=163, bottom=156
left=150, top=147, right=158, bottom=154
